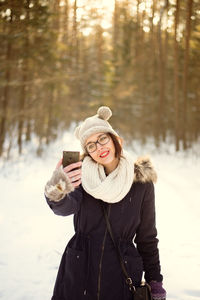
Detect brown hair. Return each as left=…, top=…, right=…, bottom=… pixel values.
left=109, top=133, right=122, bottom=159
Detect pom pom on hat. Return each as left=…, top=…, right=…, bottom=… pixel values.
left=97, top=106, right=112, bottom=121
left=74, top=105, right=118, bottom=151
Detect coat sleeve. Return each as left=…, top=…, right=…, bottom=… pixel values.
left=134, top=182, right=163, bottom=283
left=45, top=185, right=83, bottom=216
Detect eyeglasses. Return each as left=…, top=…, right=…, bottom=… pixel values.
left=85, top=134, right=110, bottom=153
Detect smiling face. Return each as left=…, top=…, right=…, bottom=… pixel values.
left=85, top=132, right=119, bottom=174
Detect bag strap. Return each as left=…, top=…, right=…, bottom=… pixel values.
left=101, top=202, right=136, bottom=293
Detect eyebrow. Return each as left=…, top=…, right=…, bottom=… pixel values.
left=86, top=133, right=106, bottom=145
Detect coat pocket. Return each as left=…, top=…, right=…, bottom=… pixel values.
left=124, top=255, right=143, bottom=285
left=53, top=246, right=87, bottom=300
left=64, top=246, right=87, bottom=298
left=123, top=254, right=143, bottom=300
left=122, top=245, right=143, bottom=286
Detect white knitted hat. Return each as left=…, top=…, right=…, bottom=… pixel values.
left=74, top=106, right=119, bottom=150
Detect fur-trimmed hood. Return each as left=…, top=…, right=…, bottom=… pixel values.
left=134, top=156, right=157, bottom=183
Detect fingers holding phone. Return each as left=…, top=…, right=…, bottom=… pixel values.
left=65, top=162, right=82, bottom=187
left=62, top=151, right=82, bottom=188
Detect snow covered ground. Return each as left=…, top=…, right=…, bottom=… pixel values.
left=0, top=131, right=200, bottom=300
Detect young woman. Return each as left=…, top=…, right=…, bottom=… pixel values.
left=45, top=106, right=166, bottom=300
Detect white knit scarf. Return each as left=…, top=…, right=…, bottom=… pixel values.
left=81, top=151, right=135, bottom=203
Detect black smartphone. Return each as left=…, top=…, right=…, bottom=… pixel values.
left=62, top=151, right=80, bottom=168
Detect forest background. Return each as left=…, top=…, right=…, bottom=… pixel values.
left=1, top=1, right=200, bottom=300
left=0, top=0, right=200, bottom=159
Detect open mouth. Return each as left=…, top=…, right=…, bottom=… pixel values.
left=99, top=151, right=109, bottom=158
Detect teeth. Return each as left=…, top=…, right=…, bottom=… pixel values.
left=100, top=151, right=108, bottom=157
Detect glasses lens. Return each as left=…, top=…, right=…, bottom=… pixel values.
left=98, top=134, right=109, bottom=145
left=86, top=143, right=96, bottom=153
left=86, top=134, right=110, bottom=153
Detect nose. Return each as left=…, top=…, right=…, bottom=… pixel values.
left=96, top=142, right=103, bottom=151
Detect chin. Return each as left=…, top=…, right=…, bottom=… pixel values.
left=101, top=156, right=115, bottom=165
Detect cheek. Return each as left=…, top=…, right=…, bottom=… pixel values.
left=110, top=142, right=116, bottom=155
left=90, top=152, right=99, bottom=162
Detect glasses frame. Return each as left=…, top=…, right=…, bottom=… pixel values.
left=85, top=133, right=110, bottom=153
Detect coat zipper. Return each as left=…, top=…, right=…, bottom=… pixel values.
left=97, top=204, right=111, bottom=300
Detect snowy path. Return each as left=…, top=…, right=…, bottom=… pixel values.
left=0, top=137, right=200, bottom=300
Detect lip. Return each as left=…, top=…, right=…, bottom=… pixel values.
left=99, top=150, right=109, bottom=158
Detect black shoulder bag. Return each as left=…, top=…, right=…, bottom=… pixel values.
left=101, top=203, right=152, bottom=300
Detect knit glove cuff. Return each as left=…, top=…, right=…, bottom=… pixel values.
left=150, top=281, right=166, bottom=300
left=44, top=166, right=74, bottom=202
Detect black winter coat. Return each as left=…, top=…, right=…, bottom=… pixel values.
left=46, top=160, right=163, bottom=300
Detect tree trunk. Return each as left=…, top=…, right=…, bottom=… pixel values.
left=112, top=0, right=120, bottom=81
left=0, top=6, right=13, bottom=156
left=157, top=0, right=168, bottom=142
left=150, top=0, right=157, bottom=99
left=135, top=0, right=141, bottom=58
left=72, top=0, right=79, bottom=69
left=18, top=0, right=30, bottom=154
left=182, top=0, right=193, bottom=149
left=174, top=0, right=180, bottom=151
left=62, top=0, right=69, bottom=44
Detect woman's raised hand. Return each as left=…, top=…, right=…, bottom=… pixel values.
left=56, top=159, right=82, bottom=188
